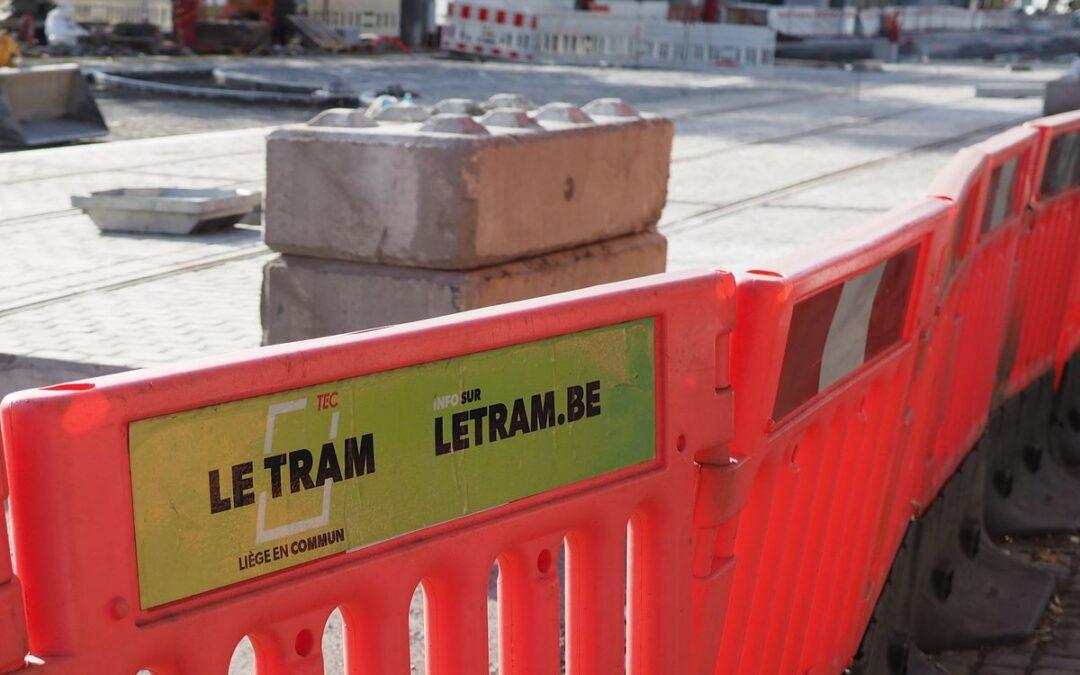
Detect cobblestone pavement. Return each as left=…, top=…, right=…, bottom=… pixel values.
left=0, top=56, right=1073, bottom=673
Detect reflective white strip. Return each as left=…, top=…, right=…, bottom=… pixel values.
left=819, top=263, right=885, bottom=391
left=264, top=399, right=307, bottom=455
left=254, top=396, right=333, bottom=545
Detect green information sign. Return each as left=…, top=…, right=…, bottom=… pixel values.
left=129, top=319, right=656, bottom=608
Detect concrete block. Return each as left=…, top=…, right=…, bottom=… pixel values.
left=308, top=108, right=374, bottom=128
left=532, top=102, right=592, bottom=125
left=433, top=98, right=484, bottom=115
left=370, top=101, right=431, bottom=123
left=261, top=231, right=667, bottom=344
left=265, top=100, right=673, bottom=270
left=485, top=93, right=534, bottom=111
left=1045, top=78, right=1080, bottom=116
left=976, top=81, right=1044, bottom=99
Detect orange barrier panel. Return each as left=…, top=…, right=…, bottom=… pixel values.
left=1024, top=111, right=1080, bottom=383
left=0, top=271, right=738, bottom=675
left=995, top=112, right=1080, bottom=397
left=923, top=127, right=1038, bottom=494
left=710, top=198, right=951, bottom=675
left=0, top=438, right=28, bottom=672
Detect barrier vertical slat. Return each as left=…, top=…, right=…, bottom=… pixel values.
left=802, top=403, right=871, bottom=672
left=713, top=453, right=779, bottom=674
left=499, top=538, right=562, bottom=675
left=780, top=410, right=854, bottom=673
left=0, top=433, right=26, bottom=673
left=250, top=614, right=328, bottom=675
left=737, top=451, right=795, bottom=675
left=427, top=568, right=493, bottom=674
left=565, top=517, right=627, bottom=675
left=342, top=594, right=412, bottom=675
left=628, top=497, right=693, bottom=675
left=837, top=368, right=910, bottom=654
left=756, top=424, right=825, bottom=675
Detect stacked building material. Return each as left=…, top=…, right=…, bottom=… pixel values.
left=261, top=94, right=673, bottom=344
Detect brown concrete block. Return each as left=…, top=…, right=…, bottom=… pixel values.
left=261, top=231, right=667, bottom=344
left=264, top=101, right=673, bottom=270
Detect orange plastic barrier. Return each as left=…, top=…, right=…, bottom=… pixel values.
left=995, top=113, right=1080, bottom=396
left=1024, top=111, right=1080, bottom=382
left=709, top=199, right=951, bottom=675
left=0, top=440, right=28, bottom=673
left=923, top=127, right=1038, bottom=492
left=0, top=271, right=737, bottom=674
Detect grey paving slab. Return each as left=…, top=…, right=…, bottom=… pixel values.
left=665, top=203, right=878, bottom=272
left=667, top=95, right=1039, bottom=207
left=0, top=214, right=266, bottom=311
left=0, top=127, right=270, bottom=186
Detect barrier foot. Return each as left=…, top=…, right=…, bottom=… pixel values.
left=984, top=378, right=1080, bottom=536
left=857, top=445, right=1054, bottom=667
left=851, top=628, right=942, bottom=675
left=1050, top=351, right=1080, bottom=468
left=912, top=445, right=1055, bottom=652
left=913, top=528, right=1054, bottom=651
left=850, top=529, right=931, bottom=675
left=1049, top=420, right=1080, bottom=469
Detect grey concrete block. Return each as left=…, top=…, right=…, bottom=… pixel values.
left=976, top=81, right=1045, bottom=99
left=1045, top=78, right=1080, bottom=115
left=264, top=108, right=673, bottom=270
left=261, top=231, right=667, bottom=344
left=308, top=108, right=375, bottom=128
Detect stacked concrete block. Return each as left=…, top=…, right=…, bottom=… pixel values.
left=261, top=95, right=674, bottom=344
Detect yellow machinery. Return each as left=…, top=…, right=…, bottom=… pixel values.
left=0, top=32, right=19, bottom=68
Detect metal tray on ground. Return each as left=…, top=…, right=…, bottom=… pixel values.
left=71, top=188, right=263, bottom=235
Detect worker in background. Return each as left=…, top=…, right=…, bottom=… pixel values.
left=0, top=30, right=18, bottom=66
left=44, top=0, right=85, bottom=46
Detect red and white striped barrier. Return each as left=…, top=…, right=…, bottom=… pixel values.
left=443, top=0, right=776, bottom=68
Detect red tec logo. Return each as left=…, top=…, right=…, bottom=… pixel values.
left=316, top=392, right=339, bottom=410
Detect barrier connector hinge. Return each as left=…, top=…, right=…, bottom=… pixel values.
left=693, top=453, right=753, bottom=530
